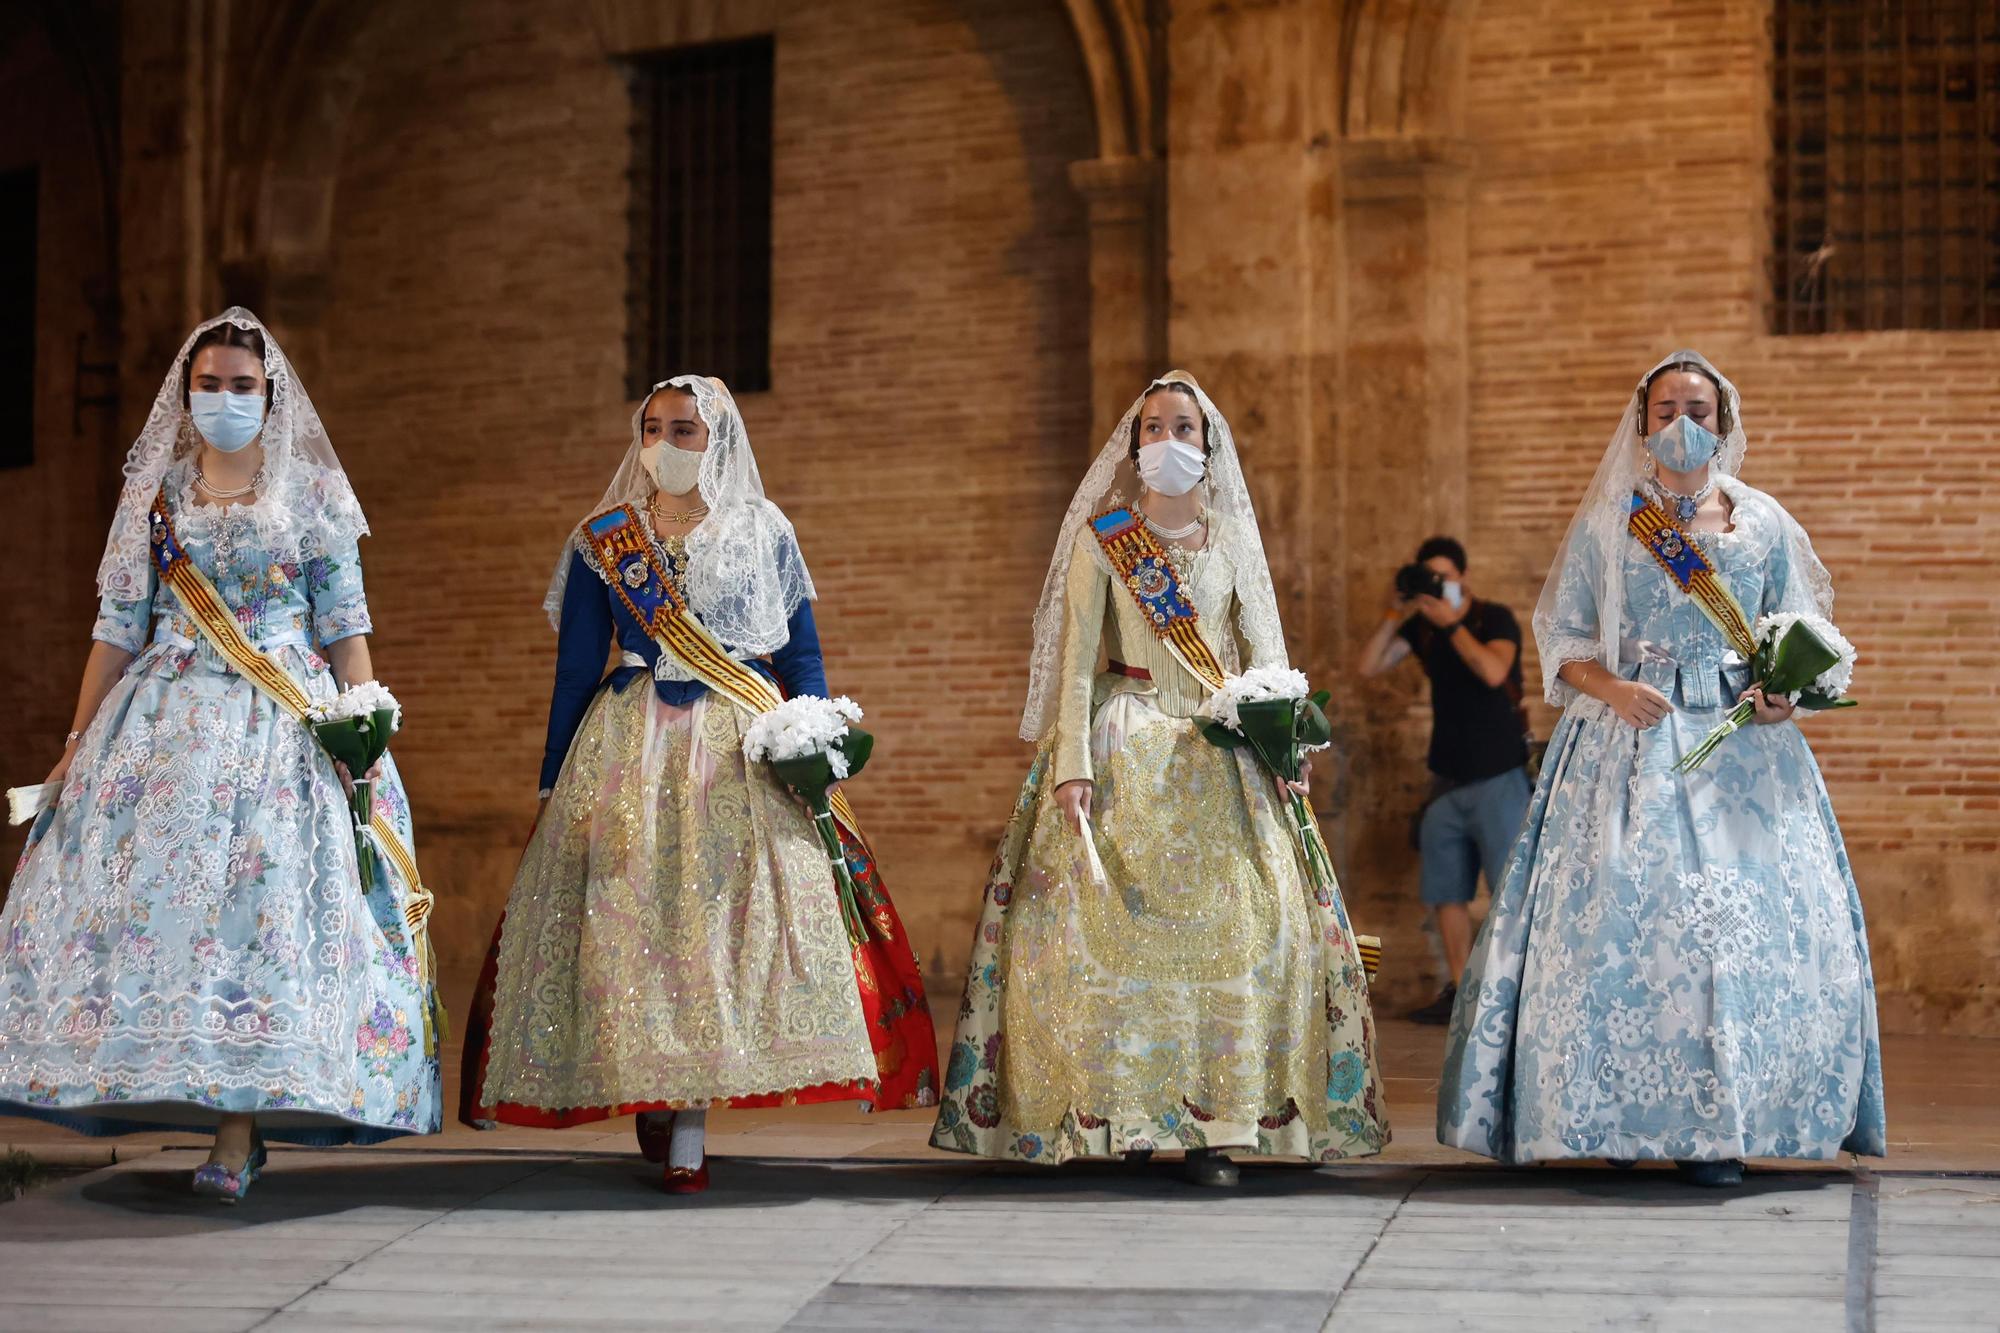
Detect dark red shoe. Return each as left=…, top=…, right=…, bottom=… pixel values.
left=635, top=1111, right=674, bottom=1164
left=660, top=1160, right=709, bottom=1195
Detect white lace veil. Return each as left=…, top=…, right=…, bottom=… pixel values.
left=1019, top=371, right=1283, bottom=742
left=1533, top=348, right=1833, bottom=705
left=97, top=306, right=365, bottom=600
left=542, top=374, right=815, bottom=657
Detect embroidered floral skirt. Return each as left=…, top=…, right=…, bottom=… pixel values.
left=0, top=636, right=442, bottom=1144
left=930, top=697, right=1388, bottom=1165
left=464, top=682, right=936, bottom=1126
left=1436, top=694, right=1887, bottom=1163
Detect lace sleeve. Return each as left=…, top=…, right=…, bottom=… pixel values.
left=1536, top=524, right=1605, bottom=708
left=1755, top=493, right=1836, bottom=619
left=91, top=570, right=155, bottom=655
left=307, top=539, right=373, bottom=646
left=1050, top=530, right=1109, bottom=788
left=1230, top=529, right=1289, bottom=670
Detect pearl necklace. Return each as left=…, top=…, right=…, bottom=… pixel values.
left=1142, top=508, right=1206, bottom=542
left=1647, top=473, right=1717, bottom=525
left=196, top=462, right=261, bottom=499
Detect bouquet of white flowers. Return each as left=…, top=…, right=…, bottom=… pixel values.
left=1202, top=666, right=1337, bottom=898
left=743, top=695, right=875, bottom=944
left=309, top=681, right=403, bottom=890
left=1676, top=613, right=1857, bottom=773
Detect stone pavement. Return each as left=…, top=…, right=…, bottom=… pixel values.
left=4, top=1022, right=1996, bottom=1331
left=1, top=1149, right=1997, bottom=1332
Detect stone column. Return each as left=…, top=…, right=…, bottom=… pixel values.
left=1068, top=154, right=1165, bottom=444
left=1160, top=0, right=1345, bottom=739
left=1334, top=134, right=1473, bottom=1011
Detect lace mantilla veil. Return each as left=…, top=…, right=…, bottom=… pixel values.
left=1533, top=348, right=1836, bottom=706
left=1018, top=371, right=1286, bottom=743
left=542, top=374, right=815, bottom=661
left=96, top=307, right=365, bottom=600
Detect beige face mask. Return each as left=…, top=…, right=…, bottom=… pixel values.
left=640, top=441, right=705, bottom=497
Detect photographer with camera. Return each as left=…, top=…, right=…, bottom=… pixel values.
left=1358, top=536, right=1531, bottom=1025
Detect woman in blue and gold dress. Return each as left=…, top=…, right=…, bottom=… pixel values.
left=1437, top=351, right=1885, bottom=1185
left=0, top=309, right=441, bottom=1200
left=929, top=373, right=1387, bottom=1186
left=460, top=376, right=935, bottom=1194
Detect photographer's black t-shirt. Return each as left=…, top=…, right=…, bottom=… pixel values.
left=1398, top=600, right=1529, bottom=783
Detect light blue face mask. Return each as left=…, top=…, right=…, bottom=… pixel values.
left=1644, top=414, right=1721, bottom=472
left=188, top=391, right=267, bottom=453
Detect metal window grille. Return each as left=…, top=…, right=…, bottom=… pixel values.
left=627, top=35, right=775, bottom=397
left=1770, top=0, right=2000, bottom=333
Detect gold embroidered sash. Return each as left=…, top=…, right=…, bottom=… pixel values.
left=579, top=504, right=871, bottom=841
left=147, top=491, right=441, bottom=999
left=1088, top=506, right=1229, bottom=693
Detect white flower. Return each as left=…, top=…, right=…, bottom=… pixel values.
left=742, top=694, right=863, bottom=776
left=1203, top=666, right=1312, bottom=733
left=1753, top=612, right=1857, bottom=699
left=311, top=680, right=403, bottom=728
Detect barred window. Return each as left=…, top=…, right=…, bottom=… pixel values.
left=0, top=166, right=36, bottom=468
left=1770, top=0, right=2000, bottom=333
left=627, top=35, right=775, bottom=397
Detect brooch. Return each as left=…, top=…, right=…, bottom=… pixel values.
left=621, top=559, right=649, bottom=589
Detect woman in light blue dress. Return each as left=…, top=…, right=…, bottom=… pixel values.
left=0, top=308, right=441, bottom=1200
left=1436, top=351, right=1884, bottom=1186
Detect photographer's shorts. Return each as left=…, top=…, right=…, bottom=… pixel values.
left=1419, top=766, right=1532, bottom=907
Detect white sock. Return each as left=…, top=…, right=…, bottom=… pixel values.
left=667, top=1108, right=706, bottom=1169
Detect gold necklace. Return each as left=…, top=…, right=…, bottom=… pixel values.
left=651, top=499, right=709, bottom=525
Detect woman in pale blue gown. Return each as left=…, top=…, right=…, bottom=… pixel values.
left=0, top=309, right=441, bottom=1200
left=1436, top=351, right=1884, bottom=1186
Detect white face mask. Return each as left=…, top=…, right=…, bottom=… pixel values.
left=1443, top=581, right=1464, bottom=609
left=640, top=441, right=705, bottom=497
left=1136, top=438, right=1206, bottom=497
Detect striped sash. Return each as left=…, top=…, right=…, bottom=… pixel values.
left=1088, top=506, right=1229, bottom=692
left=579, top=505, right=870, bottom=841
left=147, top=491, right=439, bottom=989
left=1627, top=493, right=1757, bottom=659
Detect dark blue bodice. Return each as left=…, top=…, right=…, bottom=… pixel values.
left=539, top=548, right=828, bottom=791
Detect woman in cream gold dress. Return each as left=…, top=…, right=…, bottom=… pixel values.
left=929, top=373, right=1387, bottom=1186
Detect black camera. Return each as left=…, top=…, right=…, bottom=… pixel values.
left=1395, top=563, right=1446, bottom=602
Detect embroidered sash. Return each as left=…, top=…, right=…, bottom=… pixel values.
left=1627, top=493, right=1757, bottom=660
left=147, top=492, right=440, bottom=992
left=579, top=505, right=872, bottom=844
left=1088, top=507, right=1229, bottom=692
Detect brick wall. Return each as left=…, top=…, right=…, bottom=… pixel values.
left=6, top=0, right=1992, bottom=1040
left=311, top=0, right=1092, bottom=995
left=1459, top=0, right=2000, bottom=1033
left=0, top=18, right=120, bottom=865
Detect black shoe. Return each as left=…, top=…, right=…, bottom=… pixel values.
left=1406, top=984, right=1457, bottom=1025
left=1182, top=1148, right=1240, bottom=1188
left=1676, top=1159, right=1744, bottom=1188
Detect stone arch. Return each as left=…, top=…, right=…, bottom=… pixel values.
left=1060, top=0, right=1155, bottom=163
left=214, top=0, right=402, bottom=355
left=1337, top=0, right=1479, bottom=141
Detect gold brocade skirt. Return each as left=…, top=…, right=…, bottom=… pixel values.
left=478, top=683, right=877, bottom=1113
left=930, top=690, right=1389, bottom=1164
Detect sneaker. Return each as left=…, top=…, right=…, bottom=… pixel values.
left=1406, top=984, right=1457, bottom=1026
